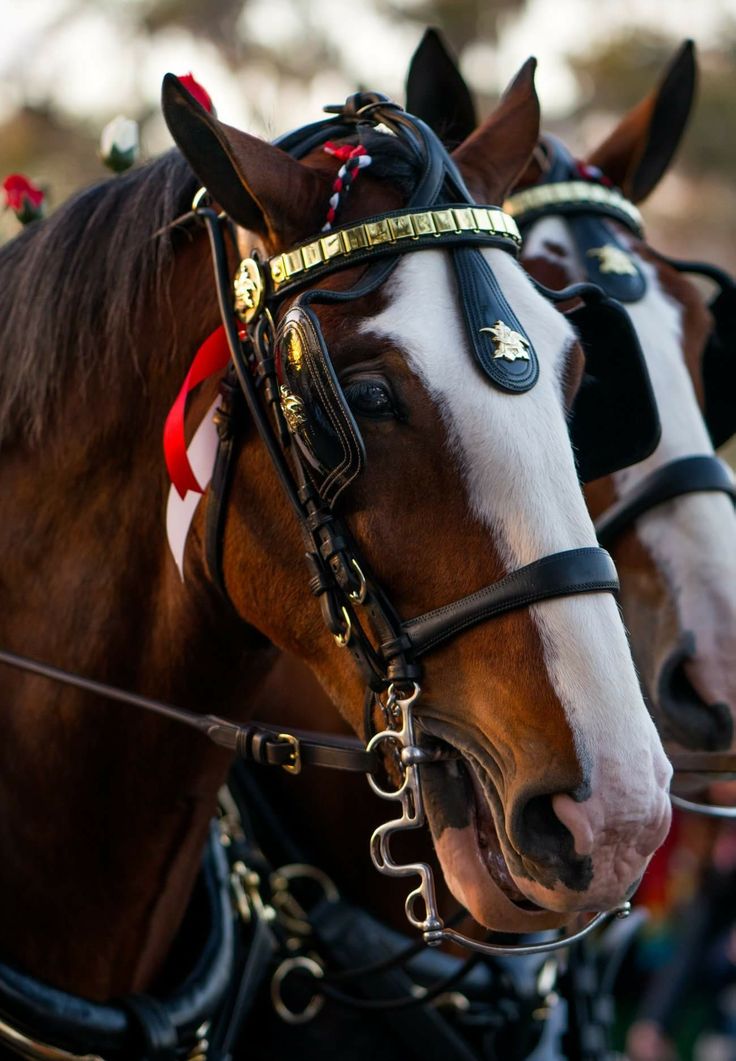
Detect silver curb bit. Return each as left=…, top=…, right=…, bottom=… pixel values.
left=366, top=683, right=631, bottom=958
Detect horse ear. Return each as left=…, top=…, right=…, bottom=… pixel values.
left=586, top=40, right=696, bottom=203
left=452, top=58, right=540, bottom=204
left=405, top=28, right=477, bottom=147
left=161, top=73, right=328, bottom=243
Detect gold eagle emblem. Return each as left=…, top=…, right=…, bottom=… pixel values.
left=479, top=321, right=531, bottom=362
left=586, top=245, right=637, bottom=276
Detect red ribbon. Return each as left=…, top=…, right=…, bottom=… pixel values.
left=163, top=325, right=232, bottom=498
left=323, top=141, right=358, bottom=162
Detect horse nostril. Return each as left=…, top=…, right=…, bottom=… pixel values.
left=516, top=793, right=578, bottom=866
left=657, top=641, right=733, bottom=751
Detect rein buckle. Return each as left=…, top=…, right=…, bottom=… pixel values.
left=277, top=732, right=302, bottom=775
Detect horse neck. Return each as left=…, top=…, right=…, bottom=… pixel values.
left=0, top=227, right=274, bottom=999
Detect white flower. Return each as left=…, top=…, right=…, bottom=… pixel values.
left=100, top=116, right=140, bottom=173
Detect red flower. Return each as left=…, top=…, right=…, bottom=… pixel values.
left=178, top=73, right=214, bottom=114
left=2, top=174, right=45, bottom=223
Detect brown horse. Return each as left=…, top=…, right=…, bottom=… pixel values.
left=511, top=45, right=736, bottom=764
left=250, top=32, right=736, bottom=952
left=406, top=31, right=736, bottom=761
left=0, top=59, right=669, bottom=1022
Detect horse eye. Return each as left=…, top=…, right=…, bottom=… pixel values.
left=343, top=377, right=398, bottom=420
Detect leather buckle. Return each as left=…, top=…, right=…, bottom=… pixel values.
left=277, top=733, right=302, bottom=775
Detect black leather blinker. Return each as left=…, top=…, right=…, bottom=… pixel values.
left=703, top=284, right=736, bottom=448
left=654, top=254, right=736, bottom=448
left=567, top=294, right=661, bottom=482
left=452, top=247, right=539, bottom=393
left=278, top=304, right=365, bottom=506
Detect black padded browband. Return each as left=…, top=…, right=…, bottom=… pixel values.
left=263, top=203, right=521, bottom=298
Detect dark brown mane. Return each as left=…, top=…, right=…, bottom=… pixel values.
left=0, top=149, right=198, bottom=449
left=0, top=129, right=422, bottom=453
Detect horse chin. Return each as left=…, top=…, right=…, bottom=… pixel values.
left=421, top=757, right=567, bottom=934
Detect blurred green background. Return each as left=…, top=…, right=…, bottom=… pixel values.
left=1, top=0, right=735, bottom=269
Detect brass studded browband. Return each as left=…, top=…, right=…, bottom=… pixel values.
left=504, top=181, right=643, bottom=236
left=252, top=204, right=521, bottom=300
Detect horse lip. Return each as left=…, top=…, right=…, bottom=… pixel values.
left=417, top=718, right=543, bottom=911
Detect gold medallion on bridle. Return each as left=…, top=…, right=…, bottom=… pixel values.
left=285, top=330, right=304, bottom=371
left=279, top=385, right=306, bottom=433
left=586, top=245, right=638, bottom=276
left=479, top=321, right=531, bottom=362
left=233, top=257, right=265, bottom=323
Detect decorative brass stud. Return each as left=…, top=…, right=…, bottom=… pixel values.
left=265, top=207, right=521, bottom=290
left=233, top=258, right=265, bottom=323
left=285, top=329, right=304, bottom=371
left=504, top=181, right=643, bottom=234
left=279, top=385, right=306, bottom=433
left=586, top=245, right=638, bottom=276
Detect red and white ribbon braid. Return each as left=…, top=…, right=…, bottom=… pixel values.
left=321, top=141, right=372, bottom=231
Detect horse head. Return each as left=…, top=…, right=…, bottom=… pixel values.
left=407, top=34, right=736, bottom=765
left=163, top=64, right=670, bottom=933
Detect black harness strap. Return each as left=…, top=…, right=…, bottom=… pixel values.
left=0, top=826, right=235, bottom=1061
left=0, top=647, right=376, bottom=774
left=391, top=547, right=618, bottom=659
left=204, top=372, right=243, bottom=598
left=595, top=455, right=736, bottom=548
left=119, top=996, right=177, bottom=1061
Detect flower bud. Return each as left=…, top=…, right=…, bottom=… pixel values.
left=100, top=115, right=140, bottom=173
left=1, top=174, right=45, bottom=224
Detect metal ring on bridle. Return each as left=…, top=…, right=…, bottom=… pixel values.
left=333, top=606, right=352, bottom=648
left=271, top=863, right=340, bottom=905
left=191, top=186, right=211, bottom=212
left=270, top=957, right=325, bottom=1025
left=348, top=558, right=367, bottom=605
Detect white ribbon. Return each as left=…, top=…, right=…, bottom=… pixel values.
left=165, top=400, right=220, bottom=579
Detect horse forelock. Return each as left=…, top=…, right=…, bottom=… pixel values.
left=0, top=149, right=199, bottom=449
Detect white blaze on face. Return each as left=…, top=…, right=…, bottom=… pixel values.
left=364, top=250, right=670, bottom=852
left=522, top=217, right=582, bottom=275
left=613, top=252, right=736, bottom=716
